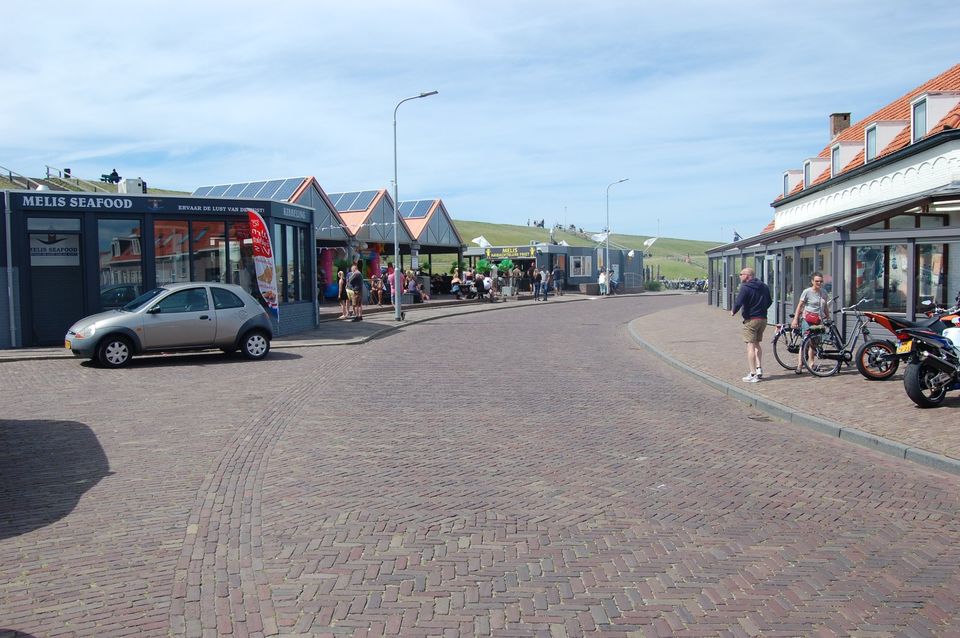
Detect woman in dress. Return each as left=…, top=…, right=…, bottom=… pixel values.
left=337, top=270, right=349, bottom=318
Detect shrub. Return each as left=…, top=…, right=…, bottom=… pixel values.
left=644, top=280, right=662, bottom=292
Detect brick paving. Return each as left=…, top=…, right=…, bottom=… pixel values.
left=2, top=293, right=960, bottom=637
left=630, top=296, right=960, bottom=464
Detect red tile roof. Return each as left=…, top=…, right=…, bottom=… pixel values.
left=788, top=63, right=960, bottom=196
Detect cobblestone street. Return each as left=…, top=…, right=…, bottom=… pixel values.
left=2, top=295, right=960, bottom=637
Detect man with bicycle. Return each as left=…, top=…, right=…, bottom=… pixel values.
left=791, top=272, right=830, bottom=374
left=731, top=267, right=772, bottom=383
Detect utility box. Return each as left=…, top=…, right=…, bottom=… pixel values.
left=118, top=178, right=145, bottom=194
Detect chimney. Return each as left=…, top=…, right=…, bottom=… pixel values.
left=830, top=112, right=851, bottom=138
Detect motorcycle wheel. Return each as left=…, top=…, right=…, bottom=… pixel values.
left=855, top=339, right=898, bottom=380
left=802, top=333, right=842, bottom=377
left=903, top=361, right=948, bottom=408
left=772, top=327, right=802, bottom=370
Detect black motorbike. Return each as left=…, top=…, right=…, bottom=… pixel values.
left=899, top=320, right=960, bottom=408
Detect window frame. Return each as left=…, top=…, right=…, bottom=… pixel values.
left=865, top=125, right=878, bottom=162
left=912, top=98, right=927, bottom=144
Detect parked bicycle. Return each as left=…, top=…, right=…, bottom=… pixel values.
left=801, top=297, right=895, bottom=377
left=771, top=319, right=804, bottom=370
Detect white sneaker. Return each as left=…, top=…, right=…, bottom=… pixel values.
left=755, top=367, right=763, bottom=379
left=742, top=373, right=758, bottom=382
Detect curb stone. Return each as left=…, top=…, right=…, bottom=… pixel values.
left=627, top=318, right=960, bottom=477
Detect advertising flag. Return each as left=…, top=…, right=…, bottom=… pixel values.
left=246, top=209, right=279, bottom=320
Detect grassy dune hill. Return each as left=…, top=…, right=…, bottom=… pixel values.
left=451, top=220, right=720, bottom=280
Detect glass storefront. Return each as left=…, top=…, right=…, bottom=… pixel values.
left=97, top=219, right=143, bottom=309
left=154, top=220, right=190, bottom=286
left=272, top=223, right=308, bottom=303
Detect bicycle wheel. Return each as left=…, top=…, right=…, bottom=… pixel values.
left=801, top=332, right=842, bottom=377
left=772, top=326, right=802, bottom=369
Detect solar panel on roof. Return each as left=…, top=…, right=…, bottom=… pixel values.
left=398, top=201, right=416, bottom=214
left=337, top=191, right=361, bottom=211
left=192, top=186, right=213, bottom=196
left=413, top=200, right=433, bottom=217
left=326, top=193, right=344, bottom=207
left=223, top=183, right=247, bottom=197
left=273, top=177, right=304, bottom=201
left=352, top=190, right=378, bottom=211
left=238, top=181, right=266, bottom=198
left=207, top=185, right=230, bottom=197
left=257, top=179, right=285, bottom=199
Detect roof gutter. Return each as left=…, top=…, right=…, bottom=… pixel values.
left=772, top=128, right=960, bottom=208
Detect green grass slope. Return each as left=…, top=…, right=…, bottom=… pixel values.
left=451, top=220, right=720, bottom=280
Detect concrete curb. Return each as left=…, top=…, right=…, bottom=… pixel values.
left=627, top=318, right=960, bottom=478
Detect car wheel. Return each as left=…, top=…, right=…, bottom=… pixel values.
left=97, top=335, right=133, bottom=368
left=240, top=330, right=270, bottom=360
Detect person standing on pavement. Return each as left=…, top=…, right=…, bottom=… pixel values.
left=347, top=263, right=364, bottom=321
left=337, top=270, right=349, bottom=319
left=790, top=271, right=830, bottom=374
left=598, top=270, right=607, bottom=296
left=532, top=268, right=542, bottom=301
left=731, top=267, right=772, bottom=383
left=540, top=266, right=551, bottom=301
left=552, top=265, right=564, bottom=296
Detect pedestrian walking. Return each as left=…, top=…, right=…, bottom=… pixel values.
left=731, top=267, right=772, bottom=383
left=552, top=265, right=564, bottom=296
left=532, top=268, right=542, bottom=301
left=540, top=266, right=550, bottom=301
left=598, top=270, right=607, bottom=296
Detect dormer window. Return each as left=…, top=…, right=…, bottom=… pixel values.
left=865, top=125, right=878, bottom=161
left=783, top=173, right=790, bottom=198
left=912, top=98, right=927, bottom=143
left=831, top=146, right=841, bottom=176
left=803, top=161, right=812, bottom=187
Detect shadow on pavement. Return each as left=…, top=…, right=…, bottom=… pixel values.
left=0, top=419, right=111, bottom=540
left=77, top=350, right=302, bottom=368
left=0, top=631, right=39, bottom=638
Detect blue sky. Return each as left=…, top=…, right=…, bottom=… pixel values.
left=5, top=1, right=960, bottom=242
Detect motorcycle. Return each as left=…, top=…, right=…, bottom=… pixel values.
left=855, top=293, right=960, bottom=380
left=899, top=315, right=960, bottom=408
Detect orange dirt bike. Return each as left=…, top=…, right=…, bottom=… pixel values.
left=856, top=292, right=960, bottom=380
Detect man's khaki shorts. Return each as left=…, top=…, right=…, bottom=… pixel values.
left=742, top=318, right=767, bottom=343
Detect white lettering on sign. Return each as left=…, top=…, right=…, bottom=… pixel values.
left=282, top=207, right=308, bottom=221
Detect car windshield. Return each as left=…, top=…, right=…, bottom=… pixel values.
left=121, top=288, right=167, bottom=312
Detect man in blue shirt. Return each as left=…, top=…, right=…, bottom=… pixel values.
left=731, top=267, right=772, bottom=383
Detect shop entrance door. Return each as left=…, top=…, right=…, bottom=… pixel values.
left=28, top=218, right=83, bottom=346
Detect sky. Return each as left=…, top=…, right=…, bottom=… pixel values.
left=5, top=1, right=960, bottom=242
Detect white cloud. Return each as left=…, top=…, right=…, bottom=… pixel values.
left=4, top=0, right=960, bottom=240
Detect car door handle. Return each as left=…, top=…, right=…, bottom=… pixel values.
left=199, top=315, right=210, bottom=320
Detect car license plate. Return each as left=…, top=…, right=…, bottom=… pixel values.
left=64, top=340, right=71, bottom=349
left=896, top=340, right=912, bottom=355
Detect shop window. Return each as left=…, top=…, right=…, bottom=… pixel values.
left=228, top=221, right=257, bottom=299
left=192, top=221, right=226, bottom=283
left=783, top=253, right=794, bottom=302
left=799, top=247, right=815, bottom=285
left=817, top=246, right=833, bottom=293
left=154, top=220, right=190, bottom=285
left=98, top=219, right=143, bottom=309
left=571, top=255, right=592, bottom=277
left=888, top=215, right=917, bottom=230
left=852, top=244, right=908, bottom=312
left=916, top=243, right=948, bottom=306
left=272, top=222, right=307, bottom=303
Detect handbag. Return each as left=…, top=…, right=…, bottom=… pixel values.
left=803, top=311, right=822, bottom=325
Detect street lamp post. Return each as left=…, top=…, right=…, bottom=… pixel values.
left=393, top=90, right=438, bottom=321
left=605, top=178, right=629, bottom=294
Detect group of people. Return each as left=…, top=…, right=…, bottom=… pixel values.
left=732, top=268, right=830, bottom=383
left=597, top=270, right=619, bottom=295
left=532, top=265, right=564, bottom=301
left=336, top=263, right=434, bottom=320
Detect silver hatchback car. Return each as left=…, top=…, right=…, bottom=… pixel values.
left=65, top=282, right=274, bottom=367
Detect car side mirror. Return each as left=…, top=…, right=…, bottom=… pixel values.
left=147, top=306, right=161, bottom=314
